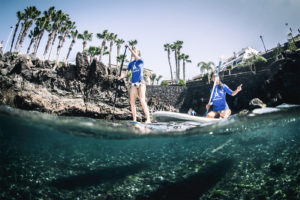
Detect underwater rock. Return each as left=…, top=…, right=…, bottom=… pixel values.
left=249, top=98, right=266, bottom=110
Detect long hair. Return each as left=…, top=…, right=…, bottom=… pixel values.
left=211, top=73, right=223, bottom=89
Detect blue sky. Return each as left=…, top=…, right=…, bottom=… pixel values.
left=1, top=0, right=299, bottom=80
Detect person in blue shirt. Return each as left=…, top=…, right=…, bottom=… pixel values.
left=118, top=44, right=151, bottom=123
left=206, top=73, right=242, bottom=118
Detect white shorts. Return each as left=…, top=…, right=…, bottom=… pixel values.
left=132, top=80, right=145, bottom=88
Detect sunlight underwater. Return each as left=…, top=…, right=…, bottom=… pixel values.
left=0, top=105, right=300, bottom=199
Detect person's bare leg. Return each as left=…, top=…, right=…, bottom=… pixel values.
left=130, top=87, right=138, bottom=121
left=139, top=84, right=151, bottom=123
left=220, top=109, right=231, bottom=118
left=207, top=111, right=217, bottom=118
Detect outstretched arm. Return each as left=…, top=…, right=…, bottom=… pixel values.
left=232, top=84, right=243, bottom=96
left=125, top=44, right=141, bottom=60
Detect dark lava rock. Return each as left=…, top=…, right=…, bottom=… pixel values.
left=0, top=52, right=156, bottom=120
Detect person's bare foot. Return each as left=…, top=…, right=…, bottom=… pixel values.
left=145, top=119, right=151, bottom=124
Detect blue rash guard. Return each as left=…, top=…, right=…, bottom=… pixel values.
left=211, top=84, right=233, bottom=112
left=127, top=59, right=144, bottom=83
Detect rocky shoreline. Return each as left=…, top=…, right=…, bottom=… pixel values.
left=0, top=52, right=175, bottom=121
left=0, top=50, right=299, bottom=120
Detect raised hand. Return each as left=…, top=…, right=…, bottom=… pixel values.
left=237, top=84, right=243, bottom=92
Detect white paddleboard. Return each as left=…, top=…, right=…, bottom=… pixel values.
left=152, top=111, right=221, bottom=123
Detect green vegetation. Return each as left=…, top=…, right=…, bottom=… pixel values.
left=179, top=53, right=191, bottom=81
left=9, top=6, right=138, bottom=73
left=197, top=61, right=215, bottom=84
left=164, top=41, right=191, bottom=83
left=126, top=71, right=132, bottom=82
left=78, top=30, right=93, bottom=53
left=245, top=55, right=267, bottom=66
left=161, top=80, right=168, bottom=86
left=286, top=41, right=297, bottom=52
left=178, top=79, right=186, bottom=86
left=273, top=45, right=283, bottom=60
left=156, top=75, right=163, bottom=85
left=85, top=46, right=100, bottom=63
left=150, top=73, right=156, bottom=85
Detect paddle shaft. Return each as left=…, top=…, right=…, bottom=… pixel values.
left=112, top=46, right=128, bottom=119
left=205, top=61, right=222, bottom=116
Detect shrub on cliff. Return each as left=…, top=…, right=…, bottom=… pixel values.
left=245, top=55, right=267, bottom=66
left=161, top=80, right=168, bottom=86
left=178, top=80, right=186, bottom=86
left=286, top=41, right=297, bottom=53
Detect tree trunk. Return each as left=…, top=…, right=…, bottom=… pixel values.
left=116, top=44, right=120, bottom=67
left=66, top=40, right=75, bottom=61
left=174, top=49, right=178, bottom=81
left=109, top=41, right=113, bottom=68
left=43, top=31, right=55, bottom=59
left=48, top=30, right=58, bottom=60
left=183, top=61, right=186, bottom=81
left=14, top=21, right=26, bottom=52
left=99, top=39, right=106, bottom=62
left=33, top=30, right=45, bottom=56
left=130, top=45, right=134, bottom=62
left=55, top=38, right=63, bottom=64
left=17, top=20, right=33, bottom=52
left=178, top=54, right=181, bottom=80
left=167, top=49, right=173, bottom=82
left=83, top=40, right=87, bottom=52
left=27, top=37, right=34, bottom=54
left=56, top=32, right=69, bottom=64
left=10, top=22, right=20, bottom=52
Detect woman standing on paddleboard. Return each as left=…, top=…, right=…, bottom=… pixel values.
left=118, top=44, right=151, bottom=123
left=206, top=73, right=242, bottom=118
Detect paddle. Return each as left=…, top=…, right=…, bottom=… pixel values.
left=204, top=60, right=222, bottom=117
left=112, top=46, right=128, bottom=120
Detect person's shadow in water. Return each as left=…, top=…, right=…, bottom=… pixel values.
left=51, top=162, right=148, bottom=190
left=137, top=158, right=234, bottom=200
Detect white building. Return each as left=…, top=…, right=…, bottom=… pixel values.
left=222, top=47, right=259, bottom=69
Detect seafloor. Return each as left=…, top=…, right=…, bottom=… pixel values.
left=1, top=107, right=300, bottom=200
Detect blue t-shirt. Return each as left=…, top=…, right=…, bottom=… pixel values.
left=211, top=84, right=233, bottom=112
left=127, top=59, right=144, bottom=83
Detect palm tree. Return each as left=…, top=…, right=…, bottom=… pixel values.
left=16, top=6, right=41, bottom=53
left=43, top=10, right=67, bottom=59
left=10, top=11, right=24, bottom=52
left=197, top=61, right=215, bottom=83
left=174, top=40, right=183, bottom=80
left=107, top=33, right=117, bottom=68
left=47, top=11, right=69, bottom=60
left=102, top=46, right=109, bottom=56
left=150, top=73, right=157, bottom=85
left=179, top=53, right=191, bottom=81
left=115, top=38, right=124, bottom=67
left=78, top=30, right=93, bottom=52
left=55, top=20, right=76, bottom=64
left=164, top=43, right=173, bottom=82
left=86, top=46, right=100, bottom=63
left=32, top=7, right=55, bottom=56
left=156, top=75, right=163, bottom=85
left=96, top=29, right=109, bottom=63
left=65, top=29, right=79, bottom=61
left=128, top=40, right=138, bottom=61
left=26, top=28, right=39, bottom=54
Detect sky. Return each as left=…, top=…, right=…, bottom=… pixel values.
left=0, top=0, right=300, bottom=80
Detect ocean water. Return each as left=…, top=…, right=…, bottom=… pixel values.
left=0, top=105, right=300, bottom=200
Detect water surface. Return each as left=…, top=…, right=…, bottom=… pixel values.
left=0, top=105, right=300, bottom=199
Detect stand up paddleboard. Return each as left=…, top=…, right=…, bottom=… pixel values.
left=152, top=111, right=221, bottom=123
